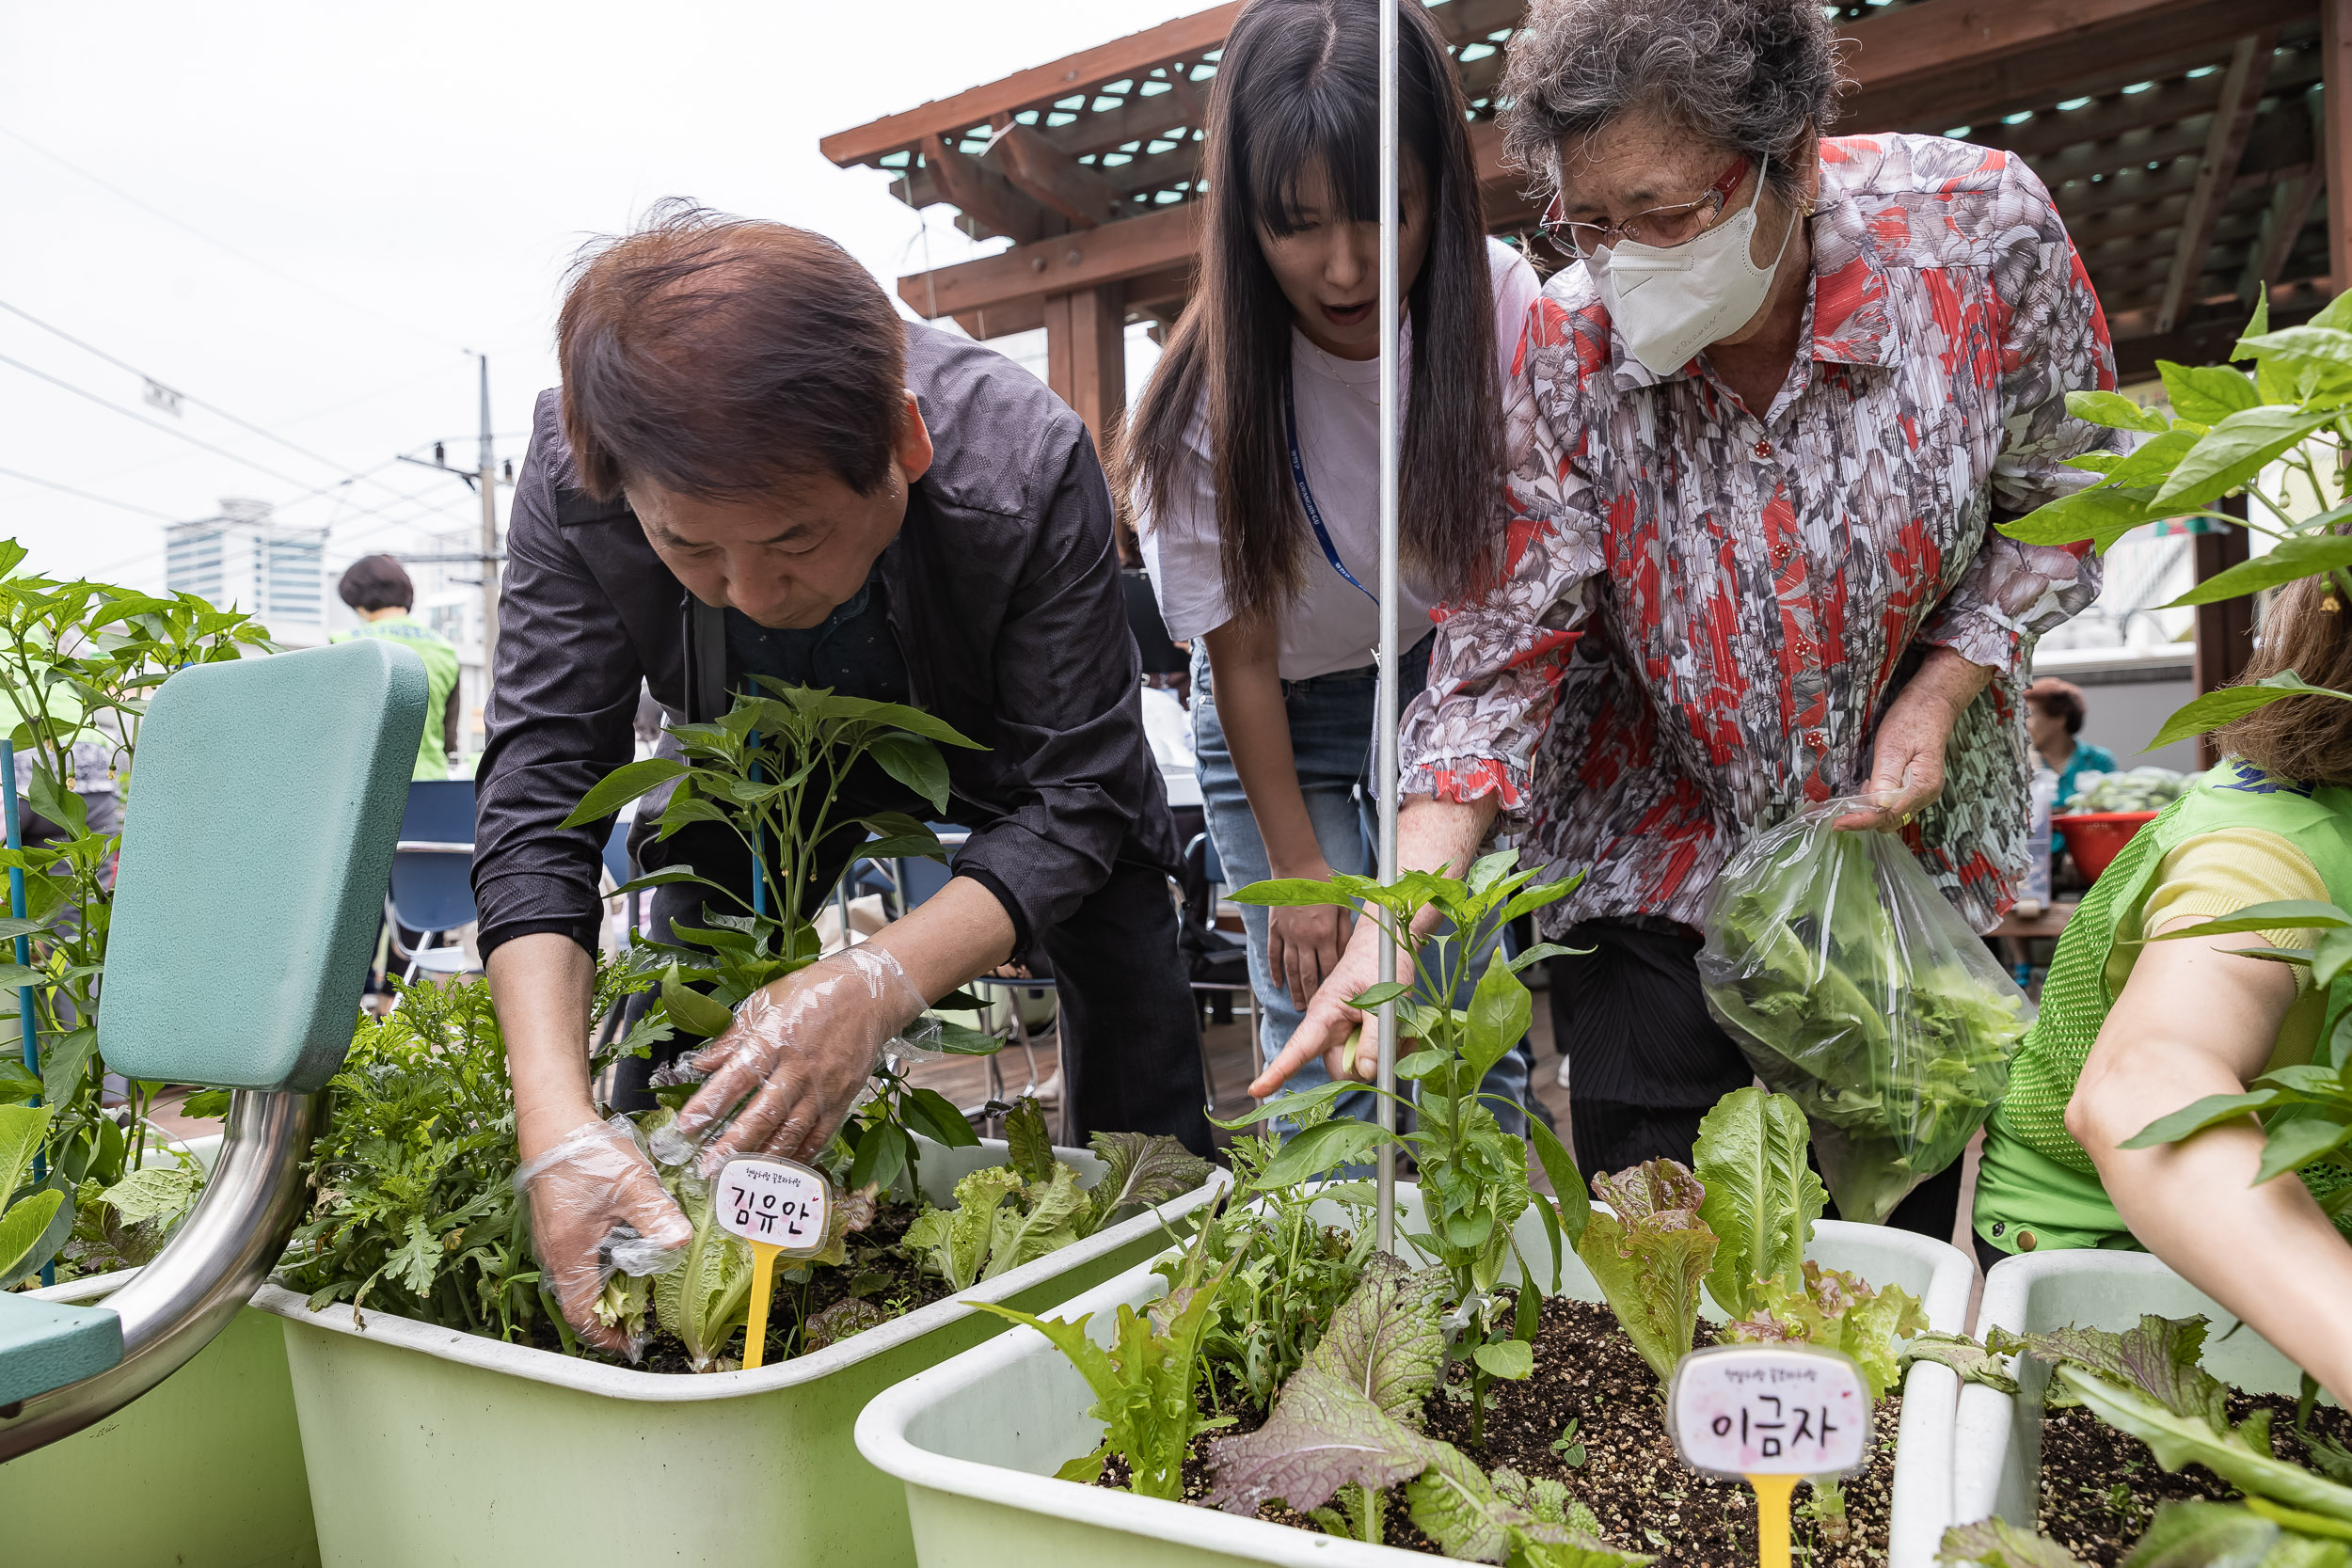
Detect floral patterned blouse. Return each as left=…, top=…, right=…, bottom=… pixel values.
left=1400, top=134, right=2122, bottom=933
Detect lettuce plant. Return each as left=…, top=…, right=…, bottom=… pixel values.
left=1575, top=1161, right=1718, bottom=1386
left=972, top=1220, right=1239, bottom=1500
left=1204, top=1255, right=1651, bottom=1566
left=900, top=1163, right=1089, bottom=1291
left=1692, top=1086, right=1824, bottom=1320
left=1580, top=1089, right=1920, bottom=1394
left=902, top=1099, right=1206, bottom=1293
left=1724, top=1262, right=1924, bottom=1402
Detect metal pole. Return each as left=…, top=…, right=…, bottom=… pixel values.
left=3, top=740, right=46, bottom=1287
left=1374, top=0, right=1402, bottom=1256
left=477, top=355, right=501, bottom=742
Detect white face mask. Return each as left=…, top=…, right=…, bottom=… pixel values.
left=1584, top=156, right=1799, bottom=378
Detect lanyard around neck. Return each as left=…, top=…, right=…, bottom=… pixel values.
left=1281, top=369, right=1379, bottom=603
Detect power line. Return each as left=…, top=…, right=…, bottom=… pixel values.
left=0, top=122, right=469, bottom=355
left=0, top=350, right=471, bottom=532
left=77, top=457, right=485, bottom=581
left=0, top=465, right=178, bottom=521
left=0, top=296, right=460, bottom=517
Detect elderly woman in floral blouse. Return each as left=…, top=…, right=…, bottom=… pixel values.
left=1253, top=0, right=2119, bottom=1239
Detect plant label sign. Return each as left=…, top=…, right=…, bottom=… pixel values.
left=1665, top=1343, right=1871, bottom=1478
left=713, top=1157, right=831, bottom=1259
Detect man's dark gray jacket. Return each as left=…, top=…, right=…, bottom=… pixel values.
left=472, top=323, right=1178, bottom=959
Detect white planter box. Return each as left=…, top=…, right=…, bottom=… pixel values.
left=252, top=1136, right=1227, bottom=1568
left=857, top=1187, right=1975, bottom=1568
left=1952, top=1250, right=2313, bottom=1535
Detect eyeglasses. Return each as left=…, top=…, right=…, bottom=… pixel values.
left=1540, top=156, right=1751, bottom=259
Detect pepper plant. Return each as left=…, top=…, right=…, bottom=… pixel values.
left=562, top=677, right=1004, bottom=1196
left=1218, top=851, right=1593, bottom=1445
left=0, top=541, right=272, bottom=1282
left=1998, top=289, right=2352, bottom=1226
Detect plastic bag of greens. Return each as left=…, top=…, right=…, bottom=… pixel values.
left=1696, top=798, right=2034, bottom=1225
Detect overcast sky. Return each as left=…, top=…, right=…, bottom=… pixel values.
left=0, top=0, right=1184, bottom=591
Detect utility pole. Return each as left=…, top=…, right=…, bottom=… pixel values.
left=389, top=352, right=508, bottom=758
left=477, top=354, right=500, bottom=675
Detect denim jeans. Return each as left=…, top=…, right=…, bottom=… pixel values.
left=1192, top=637, right=1529, bottom=1140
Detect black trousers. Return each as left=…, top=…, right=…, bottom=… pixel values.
left=612, top=815, right=1214, bottom=1157
left=1545, top=919, right=1963, bottom=1243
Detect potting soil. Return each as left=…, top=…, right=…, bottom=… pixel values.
left=1102, top=1294, right=1902, bottom=1566
left=2036, top=1388, right=2352, bottom=1565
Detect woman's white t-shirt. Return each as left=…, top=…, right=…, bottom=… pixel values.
left=1139, top=237, right=1543, bottom=681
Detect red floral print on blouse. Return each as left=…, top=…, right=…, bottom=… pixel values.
left=1401, top=134, right=2121, bottom=933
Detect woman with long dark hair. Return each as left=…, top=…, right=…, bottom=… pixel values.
left=1254, top=0, right=2120, bottom=1245
left=1123, top=0, right=1538, bottom=1118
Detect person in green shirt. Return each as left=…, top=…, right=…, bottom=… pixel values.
left=331, top=554, right=463, bottom=780
left=1977, top=577, right=2352, bottom=1406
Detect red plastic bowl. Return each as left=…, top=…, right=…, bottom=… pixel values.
left=2052, top=811, right=2160, bottom=881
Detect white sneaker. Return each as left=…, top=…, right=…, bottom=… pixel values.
left=1031, top=1069, right=1063, bottom=1106
left=1553, top=1054, right=1571, bottom=1091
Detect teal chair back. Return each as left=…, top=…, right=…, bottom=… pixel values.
left=98, top=640, right=427, bottom=1092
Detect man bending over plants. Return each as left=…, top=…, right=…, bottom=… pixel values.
left=475, top=203, right=1211, bottom=1353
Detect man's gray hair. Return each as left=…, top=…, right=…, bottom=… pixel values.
left=1499, top=0, right=1848, bottom=199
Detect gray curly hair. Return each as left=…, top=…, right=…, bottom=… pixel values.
left=1499, top=0, right=1847, bottom=200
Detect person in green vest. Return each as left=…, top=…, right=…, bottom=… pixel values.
left=331, top=554, right=463, bottom=780
left=1976, top=574, right=2352, bottom=1405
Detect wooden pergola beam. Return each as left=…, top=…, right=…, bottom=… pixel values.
left=901, top=201, right=1202, bottom=321
left=2327, top=0, right=2352, bottom=286
left=819, top=4, right=1244, bottom=167
left=918, top=135, right=1051, bottom=245
left=1841, top=0, right=2311, bottom=133
left=2155, top=31, right=2280, bottom=332
left=990, top=125, right=1130, bottom=228
left=2240, top=147, right=2328, bottom=299
left=889, top=0, right=2338, bottom=329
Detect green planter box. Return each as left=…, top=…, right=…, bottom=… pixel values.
left=0, top=1135, right=321, bottom=1568
left=856, top=1186, right=1976, bottom=1568
left=250, top=1137, right=1227, bottom=1568
left=1951, top=1250, right=2317, bottom=1540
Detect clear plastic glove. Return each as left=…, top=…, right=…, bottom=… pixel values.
left=649, top=944, right=928, bottom=1176
left=515, top=1115, right=691, bottom=1358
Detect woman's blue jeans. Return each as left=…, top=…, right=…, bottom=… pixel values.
left=1191, top=639, right=1530, bottom=1142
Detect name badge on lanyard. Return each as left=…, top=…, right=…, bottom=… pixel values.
left=1283, top=371, right=1379, bottom=603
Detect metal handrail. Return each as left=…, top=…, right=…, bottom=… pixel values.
left=0, top=1089, right=319, bottom=1456
left=394, top=840, right=475, bottom=855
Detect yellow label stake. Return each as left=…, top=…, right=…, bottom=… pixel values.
left=742, top=1240, right=782, bottom=1371
left=1748, top=1471, right=1799, bottom=1568
left=710, top=1156, right=834, bottom=1372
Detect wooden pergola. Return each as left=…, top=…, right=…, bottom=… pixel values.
left=824, top=0, right=2352, bottom=445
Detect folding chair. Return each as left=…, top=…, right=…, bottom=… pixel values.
left=387, top=779, right=477, bottom=982
left=0, top=639, right=423, bottom=1457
